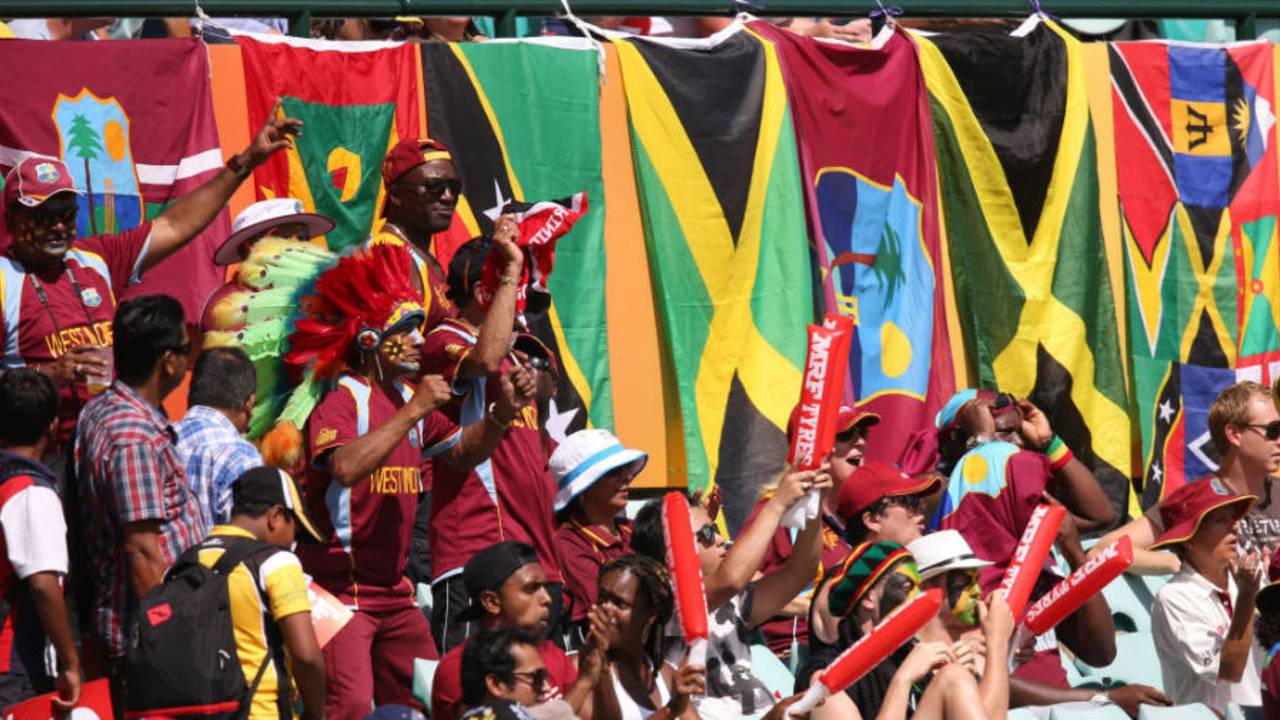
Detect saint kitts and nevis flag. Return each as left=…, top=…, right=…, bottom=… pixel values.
left=612, top=24, right=812, bottom=528
left=914, top=17, right=1137, bottom=518
left=1111, top=40, right=1280, bottom=504
left=0, top=38, right=228, bottom=319
left=419, top=39, right=613, bottom=439
left=237, top=34, right=422, bottom=253
left=750, top=22, right=957, bottom=469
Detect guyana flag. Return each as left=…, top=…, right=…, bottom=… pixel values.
left=420, top=39, right=612, bottom=437
left=1111, top=40, right=1280, bottom=504
left=613, top=24, right=812, bottom=527
left=238, top=34, right=422, bottom=252
left=915, top=17, right=1136, bottom=517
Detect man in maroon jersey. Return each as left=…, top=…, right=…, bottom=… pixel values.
left=1, top=105, right=300, bottom=451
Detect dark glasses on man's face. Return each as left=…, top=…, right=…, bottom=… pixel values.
left=1244, top=420, right=1280, bottom=441
left=512, top=668, right=549, bottom=692
left=31, top=203, right=77, bottom=227
left=696, top=523, right=721, bottom=547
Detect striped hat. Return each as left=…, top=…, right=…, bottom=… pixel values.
left=829, top=541, right=915, bottom=618
left=549, top=429, right=648, bottom=513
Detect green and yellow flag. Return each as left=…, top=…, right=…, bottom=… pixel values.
left=614, top=25, right=812, bottom=526
left=915, top=17, right=1136, bottom=517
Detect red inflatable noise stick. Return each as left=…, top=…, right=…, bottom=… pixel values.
left=1024, top=536, right=1133, bottom=635
left=996, top=503, right=1066, bottom=622
left=662, top=492, right=710, bottom=665
left=787, top=589, right=943, bottom=716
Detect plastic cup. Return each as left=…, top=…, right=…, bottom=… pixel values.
left=83, top=346, right=113, bottom=395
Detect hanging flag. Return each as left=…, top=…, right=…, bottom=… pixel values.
left=1111, top=40, right=1280, bottom=504
left=613, top=24, right=812, bottom=526
left=420, top=39, right=612, bottom=440
left=0, top=38, right=227, bottom=319
left=915, top=17, right=1136, bottom=517
left=238, top=34, right=422, bottom=253
left=750, top=22, right=957, bottom=468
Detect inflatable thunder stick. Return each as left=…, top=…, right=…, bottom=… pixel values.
left=662, top=492, right=710, bottom=666
left=788, top=589, right=944, bottom=717
left=783, top=314, right=853, bottom=529
left=996, top=503, right=1066, bottom=621
left=1024, top=536, right=1133, bottom=635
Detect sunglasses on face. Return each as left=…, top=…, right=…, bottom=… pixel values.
left=169, top=342, right=194, bottom=357
left=511, top=668, right=549, bottom=693
left=696, top=523, right=721, bottom=547
left=1244, top=420, right=1280, bottom=441
left=526, top=355, right=552, bottom=371
left=30, top=203, right=77, bottom=227
left=835, top=426, right=864, bottom=444
left=396, top=177, right=462, bottom=199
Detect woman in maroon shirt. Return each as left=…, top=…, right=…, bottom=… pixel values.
left=550, top=429, right=647, bottom=645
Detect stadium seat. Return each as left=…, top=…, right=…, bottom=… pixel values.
left=1223, top=704, right=1249, bottom=720
left=1008, top=708, right=1041, bottom=720
left=750, top=644, right=796, bottom=701
left=1048, top=703, right=1129, bottom=719
left=1136, top=704, right=1216, bottom=720
left=1075, top=632, right=1163, bottom=689
left=413, top=658, right=440, bottom=714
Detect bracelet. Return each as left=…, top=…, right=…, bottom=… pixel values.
left=499, top=274, right=520, bottom=287
left=1090, top=692, right=1112, bottom=705
left=1044, top=434, right=1073, bottom=470
left=486, top=402, right=513, bottom=429
left=225, top=154, right=252, bottom=180
left=965, top=434, right=993, bottom=451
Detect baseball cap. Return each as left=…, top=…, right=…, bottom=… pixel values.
left=214, top=198, right=334, bottom=265
left=3, top=157, right=83, bottom=209
left=907, top=529, right=993, bottom=582
left=461, top=541, right=541, bottom=619
left=381, top=137, right=453, bottom=187
left=231, top=466, right=322, bottom=542
left=786, top=402, right=880, bottom=445
left=1150, top=478, right=1256, bottom=550
left=835, top=460, right=942, bottom=523
left=549, top=429, right=647, bottom=512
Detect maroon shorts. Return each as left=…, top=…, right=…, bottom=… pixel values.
left=323, top=605, right=437, bottom=719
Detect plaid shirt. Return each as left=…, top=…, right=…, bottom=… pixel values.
left=174, top=405, right=262, bottom=526
left=76, top=381, right=207, bottom=657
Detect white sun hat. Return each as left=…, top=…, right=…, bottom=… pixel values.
left=214, top=198, right=335, bottom=265
left=907, top=529, right=994, bottom=583
left=549, top=428, right=648, bottom=513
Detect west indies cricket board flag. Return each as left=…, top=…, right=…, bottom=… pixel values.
left=237, top=34, right=422, bottom=253
left=750, top=22, right=957, bottom=468
left=0, top=38, right=227, bottom=319
left=1111, top=40, right=1280, bottom=506
left=914, top=17, right=1136, bottom=518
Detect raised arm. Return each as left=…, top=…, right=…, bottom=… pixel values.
left=748, top=500, right=828, bottom=627
left=457, top=218, right=524, bottom=379
left=440, top=365, right=534, bottom=469
left=143, top=99, right=302, bottom=272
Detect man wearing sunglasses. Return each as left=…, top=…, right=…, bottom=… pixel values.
left=1097, top=380, right=1280, bottom=574
left=743, top=403, right=882, bottom=665
left=1, top=105, right=300, bottom=457
left=459, top=628, right=553, bottom=716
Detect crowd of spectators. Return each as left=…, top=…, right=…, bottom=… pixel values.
left=1, top=41, right=1280, bottom=720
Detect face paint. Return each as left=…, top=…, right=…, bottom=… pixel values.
left=381, top=329, right=423, bottom=373
left=878, top=560, right=922, bottom=616
left=946, top=569, right=982, bottom=627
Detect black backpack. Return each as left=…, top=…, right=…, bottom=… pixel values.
left=124, top=537, right=280, bottom=719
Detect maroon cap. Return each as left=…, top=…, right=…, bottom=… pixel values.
left=835, top=460, right=941, bottom=522
left=381, top=137, right=453, bottom=187
left=1150, top=478, right=1256, bottom=550
left=3, top=157, right=82, bottom=209
left=786, top=402, right=880, bottom=445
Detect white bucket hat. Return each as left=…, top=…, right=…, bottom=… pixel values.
left=549, top=429, right=648, bottom=512
left=214, top=198, right=335, bottom=265
left=907, top=529, right=993, bottom=582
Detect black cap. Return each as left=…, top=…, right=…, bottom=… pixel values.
left=232, top=466, right=322, bottom=543
left=458, top=541, right=540, bottom=621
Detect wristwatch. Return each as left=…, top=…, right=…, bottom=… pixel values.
left=225, top=154, right=252, bottom=180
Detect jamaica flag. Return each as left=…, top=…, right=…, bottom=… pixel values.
left=1111, top=40, right=1280, bottom=504
left=613, top=24, right=812, bottom=527
left=914, top=17, right=1136, bottom=518
left=238, top=34, right=422, bottom=252
left=420, top=39, right=612, bottom=438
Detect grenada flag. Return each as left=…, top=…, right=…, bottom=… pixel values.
left=237, top=34, right=423, bottom=253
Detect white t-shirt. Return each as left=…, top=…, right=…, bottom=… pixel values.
left=610, top=662, right=670, bottom=720
left=2, top=484, right=68, bottom=580
left=663, top=587, right=773, bottom=719
left=1151, top=565, right=1262, bottom=711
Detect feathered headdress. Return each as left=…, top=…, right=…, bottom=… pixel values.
left=203, top=239, right=424, bottom=470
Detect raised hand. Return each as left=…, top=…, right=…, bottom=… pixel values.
left=245, top=97, right=303, bottom=167
left=409, top=374, right=452, bottom=416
